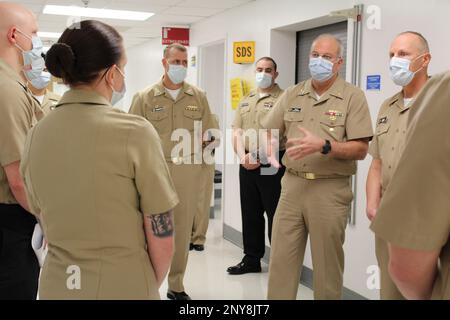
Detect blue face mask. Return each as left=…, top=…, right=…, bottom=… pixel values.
left=167, top=64, right=187, bottom=85
left=389, top=55, right=425, bottom=87
left=255, top=72, right=273, bottom=89
left=30, top=71, right=51, bottom=90
left=110, top=66, right=126, bottom=106
left=15, top=30, right=46, bottom=84
left=309, top=57, right=335, bottom=82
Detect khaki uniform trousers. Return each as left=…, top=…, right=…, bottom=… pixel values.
left=375, top=235, right=405, bottom=299
left=167, top=162, right=203, bottom=292
left=191, top=164, right=215, bottom=246
left=267, top=171, right=353, bottom=300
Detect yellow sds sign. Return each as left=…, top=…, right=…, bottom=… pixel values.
left=233, top=41, right=255, bottom=64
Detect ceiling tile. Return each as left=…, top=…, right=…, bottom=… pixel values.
left=163, top=6, right=224, bottom=17
left=147, top=14, right=204, bottom=25
left=5, top=0, right=258, bottom=51
left=123, top=0, right=184, bottom=6
left=108, top=2, right=169, bottom=14
left=177, top=0, right=253, bottom=9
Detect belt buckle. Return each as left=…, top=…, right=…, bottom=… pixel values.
left=304, top=172, right=316, bottom=180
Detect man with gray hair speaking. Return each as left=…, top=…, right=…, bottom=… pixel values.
left=262, top=34, right=373, bottom=299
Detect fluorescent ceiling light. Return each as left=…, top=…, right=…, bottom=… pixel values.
left=43, top=5, right=154, bottom=21
left=38, top=32, right=62, bottom=39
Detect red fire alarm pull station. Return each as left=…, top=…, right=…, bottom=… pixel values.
left=162, top=27, right=190, bottom=46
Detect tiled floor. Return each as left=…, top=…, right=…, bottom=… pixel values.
left=159, top=218, right=314, bottom=300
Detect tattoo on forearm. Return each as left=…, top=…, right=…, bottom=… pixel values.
left=148, top=211, right=174, bottom=238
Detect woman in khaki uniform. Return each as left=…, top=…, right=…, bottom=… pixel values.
left=19, top=20, right=178, bottom=300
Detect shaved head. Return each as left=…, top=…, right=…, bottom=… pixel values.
left=393, top=31, right=430, bottom=55
left=0, top=2, right=36, bottom=33
left=0, top=2, right=38, bottom=75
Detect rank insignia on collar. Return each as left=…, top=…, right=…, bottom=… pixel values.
left=152, top=106, right=165, bottom=112
left=185, top=105, right=199, bottom=111
left=289, top=107, right=302, bottom=113
left=378, top=116, right=388, bottom=124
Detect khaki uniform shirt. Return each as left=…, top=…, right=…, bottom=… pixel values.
left=129, top=79, right=218, bottom=164
left=369, top=92, right=411, bottom=191
left=0, top=58, right=45, bottom=204
left=20, top=89, right=179, bottom=299
left=262, top=77, right=373, bottom=176
left=232, top=84, right=285, bottom=151
left=41, top=90, right=61, bottom=113
left=371, top=71, right=450, bottom=299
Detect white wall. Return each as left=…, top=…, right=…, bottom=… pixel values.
left=123, top=38, right=163, bottom=110
left=344, top=0, right=450, bottom=297
left=124, top=0, right=450, bottom=299
left=198, top=41, right=226, bottom=171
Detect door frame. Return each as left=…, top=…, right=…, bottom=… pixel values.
left=269, top=5, right=364, bottom=225
left=197, top=38, right=228, bottom=228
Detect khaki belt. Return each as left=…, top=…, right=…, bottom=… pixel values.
left=287, top=168, right=349, bottom=180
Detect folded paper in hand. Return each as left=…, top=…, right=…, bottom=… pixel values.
left=31, top=223, right=48, bottom=267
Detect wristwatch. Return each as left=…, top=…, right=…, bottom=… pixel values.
left=321, top=140, right=332, bottom=155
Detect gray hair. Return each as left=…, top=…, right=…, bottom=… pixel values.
left=310, top=34, right=344, bottom=58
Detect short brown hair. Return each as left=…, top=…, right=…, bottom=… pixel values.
left=256, top=57, right=277, bottom=72
left=163, top=43, right=187, bottom=58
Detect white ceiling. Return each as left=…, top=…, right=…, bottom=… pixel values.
left=12, top=0, right=256, bottom=48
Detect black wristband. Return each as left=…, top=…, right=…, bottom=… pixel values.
left=321, top=140, right=332, bottom=155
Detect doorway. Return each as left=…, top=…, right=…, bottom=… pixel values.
left=198, top=40, right=226, bottom=222
left=296, top=21, right=349, bottom=83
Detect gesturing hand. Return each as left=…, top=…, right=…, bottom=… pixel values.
left=286, top=126, right=325, bottom=160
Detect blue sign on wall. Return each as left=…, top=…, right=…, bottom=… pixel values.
left=366, top=75, right=381, bottom=91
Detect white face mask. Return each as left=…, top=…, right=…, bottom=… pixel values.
left=110, top=66, right=126, bottom=105
left=30, top=71, right=51, bottom=90
left=309, top=57, right=335, bottom=82
left=255, top=72, right=273, bottom=89
left=389, top=54, right=425, bottom=87
left=15, top=29, right=46, bottom=84
left=167, top=64, right=187, bottom=84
